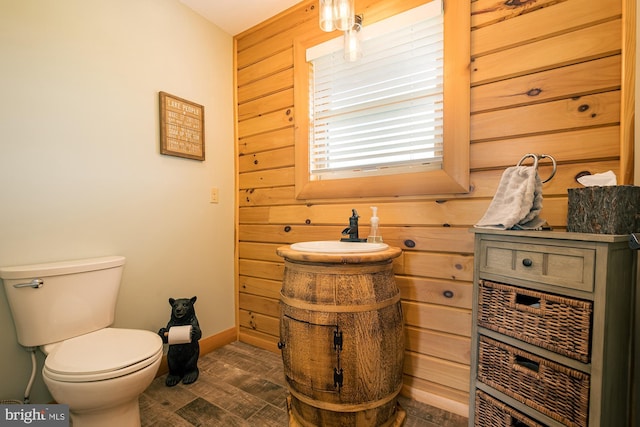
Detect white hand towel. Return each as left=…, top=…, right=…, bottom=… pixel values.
left=475, top=166, right=546, bottom=230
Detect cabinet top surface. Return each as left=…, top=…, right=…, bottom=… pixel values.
left=470, top=228, right=630, bottom=243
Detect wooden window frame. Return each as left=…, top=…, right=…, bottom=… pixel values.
left=293, top=1, right=470, bottom=199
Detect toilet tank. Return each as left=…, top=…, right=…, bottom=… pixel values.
left=0, top=256, right=126, bottom=347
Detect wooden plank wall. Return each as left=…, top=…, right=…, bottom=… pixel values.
left=234, top=0, right=626, bottom=416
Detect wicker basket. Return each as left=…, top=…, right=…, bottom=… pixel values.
left=478, top=336, right=589, bottom=427
left=475, top=391, right=548, bottom=427
left=478, top=280, right=593, bottom=363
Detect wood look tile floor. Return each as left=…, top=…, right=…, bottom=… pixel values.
left=140, top=341, right=468, bottom=426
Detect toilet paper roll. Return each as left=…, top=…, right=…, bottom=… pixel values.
left=167, top=325, right=192, bottom=344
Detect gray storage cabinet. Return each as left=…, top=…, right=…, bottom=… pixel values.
left=469, top=230, right=636, bottom=427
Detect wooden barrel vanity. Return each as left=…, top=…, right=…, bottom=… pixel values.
left=276, top=245, right=406, bottom=427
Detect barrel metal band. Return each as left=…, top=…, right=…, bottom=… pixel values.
left=288, top=382, right=403, bottom=413
left=280, top=293, right=401, bottom=313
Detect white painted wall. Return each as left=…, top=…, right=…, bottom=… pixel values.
left=0, top=0, right=235, bottom=402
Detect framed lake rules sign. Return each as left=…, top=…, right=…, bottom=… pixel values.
left=159, top=91, right=205, bottom=160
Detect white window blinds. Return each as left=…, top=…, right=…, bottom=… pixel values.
left=307, top=1, right=443, bottom=181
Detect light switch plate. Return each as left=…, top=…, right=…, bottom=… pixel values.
left=210, top=187, right=219, bottom=203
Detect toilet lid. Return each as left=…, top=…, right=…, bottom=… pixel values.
left=44, top=328, right=163, bottom=381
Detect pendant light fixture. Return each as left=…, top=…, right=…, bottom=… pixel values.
left=333, top=0, right=355, bottom=31
left=344, top=14, right=363, bottom=62
left=319, top=0, right=336, bottom=31
left=318, top=0, right=363, bottom=61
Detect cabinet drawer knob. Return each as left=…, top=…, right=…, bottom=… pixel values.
left=522, top=258, right=533, bottom=267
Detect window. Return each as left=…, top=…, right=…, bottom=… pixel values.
left=308, top=2, right=443, bottom=181
left=294, top=1, right=470, bottom=199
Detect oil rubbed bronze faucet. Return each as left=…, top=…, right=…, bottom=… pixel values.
left=341, top=209, right=367, bottom=242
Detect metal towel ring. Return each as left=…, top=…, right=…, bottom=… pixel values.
left=516, top=153, right=557, bottom=183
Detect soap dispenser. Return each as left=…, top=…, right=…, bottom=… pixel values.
left=367, top=207, right=383, bottom=243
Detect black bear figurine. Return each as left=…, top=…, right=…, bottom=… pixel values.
left=158, top=296, right=202, bottom=387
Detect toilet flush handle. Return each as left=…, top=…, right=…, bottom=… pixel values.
left=13, top=279, right=43, bottom=289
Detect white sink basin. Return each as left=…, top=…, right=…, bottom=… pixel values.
left=290, top=240, right=388, bottom=253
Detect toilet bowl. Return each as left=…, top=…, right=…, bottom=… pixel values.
left=0, top=256, right=164, bottom=427
left=41, top=328, right=163, bottom=427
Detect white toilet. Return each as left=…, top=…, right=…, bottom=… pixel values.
left=0, top=256, right=163, bottom=427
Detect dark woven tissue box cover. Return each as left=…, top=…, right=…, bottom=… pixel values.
left=567, top=185, right=640, bottom=234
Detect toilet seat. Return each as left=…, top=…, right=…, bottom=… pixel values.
left=43, top=328, right=163, bottom=383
